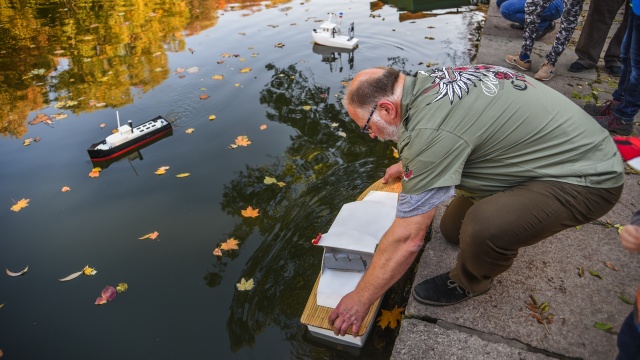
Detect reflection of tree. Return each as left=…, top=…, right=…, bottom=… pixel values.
left=218, top=63, right=399, bottom=353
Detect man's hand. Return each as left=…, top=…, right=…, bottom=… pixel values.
left=620, top=224, right=640, bottom=253
left=328, top=291, right=371, bottom=336
left=382, top=161, right=403, bottom=184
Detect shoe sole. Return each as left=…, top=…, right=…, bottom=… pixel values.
left=535, top=73, right=554, bottom=81
left=411, top=283, right=493, bottom=306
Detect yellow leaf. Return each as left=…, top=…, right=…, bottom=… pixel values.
left=220, top=238, right=240, bottom=250
left=238, top=58, right=246, bottom=62
left=259, top=124, right=267, bottom=130
left=89, top=170, right=100, bottom=178
left=235, top=135, right=251, bottom=146
left=176, top=173, right=190, bottom=178
left=6, top=266, right=28, bottom=276
left=61, top=186, right=71, bottom=192
left=23, top=138, right=32, bottom=146
left=377, top=306, right=404, bottom=329
left=240, top=67, right=252, bottom=73
left=155, top=166, right=169, bottom=175
left=342, top=81, right=349, bottom=86
left=221, top=53, right=231, bottom=58
left=10, top=198, right=30, bottom=212
left=264, top=176, right=277, bottom=184
left=235, top=83, right=241, bottom=87
left=139, top=231, right=159, bottom=240
left=213, top=247, right=222, bottom=256
left=209, top=115, right=216, bottom=120
left=212, top=75, right=224, bottom=80
left=236, top=278, right=255, bottom=291
left=302, top=105, right=311, bottom=111
left=83, top=265, right=97, bottom=276
left=241, top=206, right=260, bottom=218
left=92, top=167, right=102, bottom=172
left=277, top=182, right=286, bottom=187
left=186, top=128, right=195, bottom=134
left=116, top=283, right=128, bottom=293
left=392, top=147, right=399, bottom=158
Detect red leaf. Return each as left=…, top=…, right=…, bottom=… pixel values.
left=101, top=286, right=117, bottom=301
left=95, top=296, right=107, bottom=305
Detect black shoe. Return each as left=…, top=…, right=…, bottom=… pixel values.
left=509, top=23, right=524, bottom=30
left=534, top=21, right=555, bottom=41
left=412, top=272, right=492, bottom=306
left=606, top=65, right=622, bottom=77
left=569, top=61, right=589, bottom=73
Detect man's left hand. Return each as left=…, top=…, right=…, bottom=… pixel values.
left=327, top=291, right=371, bottom=336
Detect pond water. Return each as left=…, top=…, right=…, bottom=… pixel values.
left=0, top=0, right=484, bottom=358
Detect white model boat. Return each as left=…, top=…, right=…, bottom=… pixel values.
left=301, top=188, right=398, bottom=347
left=312, top=12, right=358, bottom=49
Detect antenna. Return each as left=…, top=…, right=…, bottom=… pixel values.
left=116, top=111, right=121, bottom=134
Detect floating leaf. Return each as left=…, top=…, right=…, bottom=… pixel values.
left=377, top=306, right=404, bottom=329
left=186, top=128, right=195, bottom=134
left=604, top=262, right=619, bottom=271
left=240, top=67, right=252, bottom=73
left=213, top=247, right=222, bottom=256
left=234, top=135, right=251, bottom=147
left=174, top=67, right=185, bottom=73
left=116, top=283, right=128, bottom=293
left=155, top=166, right=170, bottom=175
left=302, top=105, right=311, bottom=111
left=209, top=115, right=216, bottom=120
left=220, top=238, right=240, bottom=251
left=260, top=124, right=267, bottom=130
left=200, top=87, right=207, bottom=91
left=241, top=206, right=260, bottom=218
left=95, top=286, right=117, bottom=305
left=89, top=167, right=102, bottom=178
left=6, top=266, right=28, bottom=277
left=588, top=269, right=603, bottom=279
left=52, top=113, right=68, bottom=120
left=264, top=176, right=277, bottom=184
left=139, top=231, right=159, bottom=240
left=99, top=123, right=106, bottom=128
left=392, top=147, right=399, bottom=158
left=236, top=278, right=255, bottom=291
left=212, top=75, right=224, bottom=80
left=274, top=43, right=285, bottom=48
left=10, top=198, right=30, bottom=212
left=23, top=138, right=33, bottom=146
left=176, top=173, right=190, bottom=178
left=619, top=295, right=634, bottom=305
left=83, top=265, right=97, bottom=276
left=199, top=94, right=210, bottom=100
left=594, top=322, right=613, bottom=331
left=277, top=182, right=286, bottom=187
left=59, top=270, right=83, bottom=282
left=186, top=66, right=199, bottom=73
left=337, top=131, right=347, bottom=137
left=61, top=186, right=71, bottom=192
left=221, top=53, right=231, bottom=58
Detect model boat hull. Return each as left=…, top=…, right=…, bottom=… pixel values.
left=312, top=33, right=358, bottom=49
left=87, top=115, right=172, bottom=161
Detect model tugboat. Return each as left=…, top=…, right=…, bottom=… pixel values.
left=301, top=180, right=400, bottom=347
left=87, top=112, right=172, bottom=162
left=312, top=12, right=358, bottom=49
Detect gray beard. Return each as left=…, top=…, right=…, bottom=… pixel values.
left=372, top=113, right=400, bottom=142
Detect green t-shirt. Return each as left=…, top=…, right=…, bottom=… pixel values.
left=397, top=65, right=624, bottom=197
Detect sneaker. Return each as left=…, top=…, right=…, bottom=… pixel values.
left=534, top=62, right=555, bottom=81
left=594, top=113, right=634, bottom=136
left=606, top=65, right=622, bottom=77
left=569, top=61, right=590, bottom=73
left=412, top=272, right=492, bottom=306
left=534, top=21, right=556, bottom=41
left=583, top=99, right=620, bottom=116
left=505, top=54, right=531, bottom=71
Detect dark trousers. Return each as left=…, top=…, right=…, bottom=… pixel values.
left=616, top=310, right=640, bottom=360
left=575, top=0, right=630, bottom=68
left=440, top=181, right=622, bottom=293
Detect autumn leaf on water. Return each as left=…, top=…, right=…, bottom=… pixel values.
left=236, top=278, right=255, bottom=291
left=302, top=105, right=311, bottom=111
left=61, top=186, right=71, bottom=192
left=234, top=136, right=251, bottom=147
left=260, top=124, right=267, bottom=130
left=240, top=67, right=252, bottom=74
left=274, top=43, right=285, bottom=48
left=209, top=115, right=216, bottom=121
left=89, top=167, right=102, bottom=178
left=213, top=247, right=222, bottom=256
left=176, top=173, right=190, bottom=178
left=10, top=198, right=30, bottom=212
left=377, top=306, right=404, bottom=329
left=83, top=265, right=97, bottom=276
left=6, top=266, right=28, bottom=277
left=23, top=138, right=33, bottom=146
left=59, top=270, right=84, bottom=282
left=116, top=283, right=128, bottom=293
left=211, top=75, right=224, bottom=80
left=186, top=128, right=195, bottom=134
left=221, top=53, right=231, bottom=58
left=241, top=206, right=260, bottom=218
left=199, top=94, right=210, bottom=100
left=392, top=147, right=399, bottom=158
left=220, top=238, right=240, bottom=251
left=264, top=176, right=277, bottom=184
left=155, top=166, right=170, bottom=175
left=139, top=231, right=159, bottom=240
left=95, top=286, right=117, bottom=305
left=99, top=123, right=106, bottom=128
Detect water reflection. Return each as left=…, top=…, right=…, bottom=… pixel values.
left=312, top=45, right=355, bottom=73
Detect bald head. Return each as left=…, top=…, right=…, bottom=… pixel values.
left=344, top=67, right=402, bottom=115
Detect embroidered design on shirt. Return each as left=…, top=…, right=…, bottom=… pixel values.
left=419, top=65, right=532, bottom=105
left=403, top=165, right=413, bottom=180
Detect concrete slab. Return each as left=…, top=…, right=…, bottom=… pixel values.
left=405, top=176, right=640, bottom=359
left=391, top=319, right=555, bottom=360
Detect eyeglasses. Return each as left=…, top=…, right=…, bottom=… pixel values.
left=360, top=104, right=377, bottom=134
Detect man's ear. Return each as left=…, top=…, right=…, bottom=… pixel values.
left=377, top=100, right=397, bottom=122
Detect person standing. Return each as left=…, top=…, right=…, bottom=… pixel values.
left=496, top=0, right=564, bottom=40
left=569, top=0, right=630, bottom=76
left=506, top=0, right=584, bottom=81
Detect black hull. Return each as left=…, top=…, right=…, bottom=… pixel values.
left=87, top=116, right=172, bottom=161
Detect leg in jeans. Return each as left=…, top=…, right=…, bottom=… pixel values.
left=574, top=0, right=627, bottom=68
left=615, top=309, right=640, bottom=360
left=613, top=13, right=640, bottom=122
left=538, top=0, right=564, bottom=32
left=501, top=0, right=561, bottom=32
left=440, top=181, right=622, bottom=294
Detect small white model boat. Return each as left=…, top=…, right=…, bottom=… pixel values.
left=301, top=185, right=399, bottom=347
left=312, top=12, right=358, bottom=49
left=87, top=112, right=172, bottom=162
